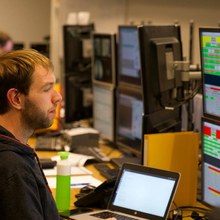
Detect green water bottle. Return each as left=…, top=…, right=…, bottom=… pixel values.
left=56, top=152, right=71, bottom=211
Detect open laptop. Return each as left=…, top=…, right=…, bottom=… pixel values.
left=70, top=163, right=180, bottom=220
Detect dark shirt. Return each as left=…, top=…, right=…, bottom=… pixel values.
left=0, top=125, right=62, bottom=219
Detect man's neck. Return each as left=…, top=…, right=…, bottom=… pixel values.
left=0, top=113, right=33, bottom=144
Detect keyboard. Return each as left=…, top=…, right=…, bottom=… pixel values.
left=91, top=211, right=139, bottom=220
left=35, top=136, right=110, bottom=163
left=35, top=136, right=63, bottom=151
left=72, top=146, right=110, bottom=163
left=100, top=167, right=120, bottom=179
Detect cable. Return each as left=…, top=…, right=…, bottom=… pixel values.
left=159, top=83, right=202, bottom=110
left=178, top=206, right=210, bottom=212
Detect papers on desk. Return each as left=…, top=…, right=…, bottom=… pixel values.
left=43, top=153, right=94, bottom=176
left=47, top=175, right=102, bottom=189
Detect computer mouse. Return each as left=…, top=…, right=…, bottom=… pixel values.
left=79, top=185, right=96, bottom=194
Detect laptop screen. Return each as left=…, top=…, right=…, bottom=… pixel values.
left=109, top=164, right=179, bottom=219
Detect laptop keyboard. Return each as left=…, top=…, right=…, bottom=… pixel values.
left=90, top=211, right=140, bottom=220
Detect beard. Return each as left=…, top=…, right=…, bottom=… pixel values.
left=21, top=97, right=54, bottom=131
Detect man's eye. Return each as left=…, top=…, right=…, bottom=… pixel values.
left=44, top=87, right=50, bottom=92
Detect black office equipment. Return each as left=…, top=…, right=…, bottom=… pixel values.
left=115, top=86, right=143, bottom=158
left=75, top=177, right=117, bottom=209
left=91, top=32, right=117, bottom=145
left=199, top=27, right=220, bottom=120
left=138, top=24, right=183, bottom=114
left=74, top=163, right=180, bottom=220
left=92, top=32, right=117, bottom=86
left=35, top=135, right=110, bottom=163
left=13, top=43, right=24, bottom=50
left=201, top=117, right=220, bottom=208
left=39, top=158, right=57, bottom=169
left=63, top=24, right=94, bottom=74
left=94, top=164, right=120, bottom=179
left=118, top=25, right=141, bottom=89
left=63, top=24, right=94, bottom=124
left=92, top=84, right=116, bottom=143
left=30, top=43, right=49, bottom=58
left=35, top=136, right=63, bottom=151
left=65, top=74, right=93, bottom=123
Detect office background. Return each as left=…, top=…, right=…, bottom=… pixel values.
left=0, top=0, right=219, bottom=80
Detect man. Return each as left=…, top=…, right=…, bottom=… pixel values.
left=0, top=31, right=13, bottom=55
left=0, top=49, right=116, bottom=220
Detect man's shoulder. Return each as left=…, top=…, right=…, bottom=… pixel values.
left=0, top=150, right=35, bottom=174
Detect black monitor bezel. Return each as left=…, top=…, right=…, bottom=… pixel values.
left=138, top=24, right=183, bottom=115
left=63, top=24, right=94, bottom=74
left=117, top=25, right=142, bottom=90
left=64, top=74, right=92, bottom=124
left=115, top=86, right=143, bottom=157
left=92, top=32, right=117, bottom=87
left=201, top=116, right=220, bottom=208
left=93, top=83, right=116, bottom=143
left=199, top=27, right=220, bottom=121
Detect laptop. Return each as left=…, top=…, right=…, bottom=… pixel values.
left=70, top=163, right=180, bottom=220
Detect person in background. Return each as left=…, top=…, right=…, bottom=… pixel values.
left=0, top=31, right=13, bottom=55
left=0, top=49, right=116, bottom=220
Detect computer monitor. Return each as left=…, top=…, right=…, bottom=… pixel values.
left=118, top=25, right=141, bottom=89
left=138, top=24, right=183, bottom=114
left=64, top=74, right=92, bottom=124
left=30, top=43, right=49, bottom=57
left=93, top=84, right=115, bottom=143
left=13, top=43, right=24, bottom=50
left=199, top=27, right=220, bottom=120
left=116, top=86, right=143, bottom=157
left=92, top=33, right=117, bottom=86
left=63, top=24, right=94, bottom=74
left=201, top=116, right=220, bottom=208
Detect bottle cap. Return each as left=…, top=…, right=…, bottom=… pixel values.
left=58, top=151, right=71, bottom=159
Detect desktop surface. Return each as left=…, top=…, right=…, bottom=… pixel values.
left=27, top=137, right=210, bottom=219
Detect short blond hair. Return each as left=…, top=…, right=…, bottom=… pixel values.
left=0, top=49, right=54, bottom=114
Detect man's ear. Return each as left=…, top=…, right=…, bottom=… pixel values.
left=6, top=88, right=22, bottom=110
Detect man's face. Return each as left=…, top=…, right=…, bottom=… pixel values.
left=20, top=65, right=62, bottom=130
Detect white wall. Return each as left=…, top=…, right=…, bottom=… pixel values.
left=0, top=0, right=50, bottom=48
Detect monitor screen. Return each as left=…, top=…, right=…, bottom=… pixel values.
left=200, top=27, right=220, bottom=120
left=92, top=33, right=116, bottom=86
left=116, top=87, right=143, bottom=156
left=201, top=117, right=220, bottom=208
left=93, top=84, right=115, bottom=142
left=64, top=75, right=92, bottom=123
left=118, top=26, right=141, bottom=88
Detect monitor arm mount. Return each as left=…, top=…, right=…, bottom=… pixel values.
left=166, top=61, right=202, bottom=131
left=164, top=60, right=202, bottom=111
left=171, top=61, right=201, bottom=82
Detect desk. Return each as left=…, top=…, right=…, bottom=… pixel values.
left=28, top=137, right=122, bottom=210
left=28, top=137, right=210, bottom=219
